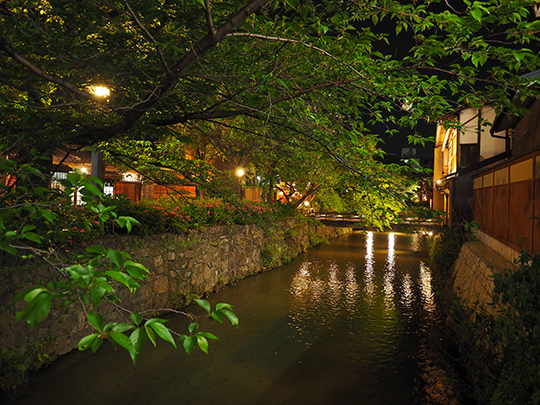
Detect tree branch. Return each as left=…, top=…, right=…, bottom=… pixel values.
left=226, top=32, right=368, bottom=80
left=0, top=37, right=96, bottom=101
left=204, top=0, right=216, bottom=37
left=123, top=0, right=170, bottom=73
left=87, top=0, right=271, bottom=143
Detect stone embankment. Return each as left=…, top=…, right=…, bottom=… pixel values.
left=0, top=221, right=347, bottom=365
left=451, top=230, right=517, bottom=311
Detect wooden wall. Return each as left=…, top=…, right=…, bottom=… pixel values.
left=473, top=152, right=540, bottom=253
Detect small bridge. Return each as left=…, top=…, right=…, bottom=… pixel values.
left=311, top=213, right=442, bottom=233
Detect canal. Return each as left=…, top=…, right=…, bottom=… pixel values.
left=3, top=231, right=458, bottom=404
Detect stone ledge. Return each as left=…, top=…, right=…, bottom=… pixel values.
left=474, top=230, right=520, bottom=264
left=452, top=239, right=516, bottom=311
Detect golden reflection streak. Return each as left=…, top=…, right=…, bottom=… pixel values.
left=364, top=232, right=375, bottom=303
left=400, top=273, right=413, bottom=318
left=419, top=261, right=436, bottom=314
left=327, top=261, right=342, bottom=314
left=290, top=262, right=312, bottom=299
left=345, top=262, right=359, bottom=315
left=383, top=233, right=396, bottom=310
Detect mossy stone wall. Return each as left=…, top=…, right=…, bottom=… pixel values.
left=0, top=221, right=347, bottom=382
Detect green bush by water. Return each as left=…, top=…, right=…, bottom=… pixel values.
left=437, top=239, right=540, bottom=404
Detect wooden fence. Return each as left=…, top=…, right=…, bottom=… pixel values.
left=473, top=150, right=540, bottom=253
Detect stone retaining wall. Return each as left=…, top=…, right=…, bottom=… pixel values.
left=451, top=237, right=516, bottom=312
left=0, top=221, right=347, bottom=370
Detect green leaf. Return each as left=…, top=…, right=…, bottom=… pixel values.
left=87, top=176, right=104, bottom=189
left=188, top=322, right=199, bottom=334
left=66, top=172, right=82, bottom=186
left=20, top=291, right=52, bottom=330
left=471, top=7, right=482, bottom=21
left=23, top=232, right=43, bottom=244
left=197, top=332, right=218, bottom=340
left=89, top=284, right=109, bottom=309
left=81, top=182, right=103, bottom=198
left=21, top=225, right=36, bottom=233
left=107, top=248, right=123, bottom=268
left=113, top=323, right=135, bottom=333
left=108, top=331, right=135, bottom=353
left=210, top=311, right=224, bottom=323
left=130, top=312, right=143, bottom=325
left=215, top=303, right=233, bottom=311
left=90, top=336, right=103, bottom=353
left=150, top=322, right=177, bottom=348
left=86, top=245, right=106, bottom=256
left=196, top=335, right=209, bottom=354
left=104, top=271, right=131, bottom=288
left=145, top=325, right=157, bottom=346
left=11, top=286, right=44, bottom=304
left=130, top=328, right=147, bottom=362
left=196, top=299, right=211, bottom=313
left=41, top=209, right=57, bottom=223
left=125, top=260, right=149, bottom=273
left=78, top=334, right=99, bottom=351
left=514, top=52, right=526, bottom=62
left=103, top=323, right=117, bottom=332
left=87, top=312, right=104, bottom=330
left=221, top=309, right=239, bottom=326
left=183, top=335, right=197, bottom=354
left=124, top=261, right=148, bottom=280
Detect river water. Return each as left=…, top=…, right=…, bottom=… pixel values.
left=3, top=231, right=458, bottom=404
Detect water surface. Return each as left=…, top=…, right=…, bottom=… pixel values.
left=3, top=231, right=454, bottom=404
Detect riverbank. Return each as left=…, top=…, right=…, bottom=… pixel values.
left=0, top=219, right=349, bottom=390
left=430, top=228, right=540, bottom=404
left=1, top=231, right=460, bottom=404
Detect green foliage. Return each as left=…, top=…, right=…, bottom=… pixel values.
left=0, top=348, right=28, bottom=391
left=429, top=227, right=463, bottom=278
left=443, top=248, right=540, bottom=404
left=3, top=0, right=540, bottom=226
left=0, top=334, right=56, bottom=391
left=1, top=159, right=238, bottom=372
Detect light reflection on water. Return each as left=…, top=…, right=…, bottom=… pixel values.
left=3, top=231, right=454, bottom=405
left=364, top=231, right=375, bottom=303
left=286, top=231, right=449, bottom=404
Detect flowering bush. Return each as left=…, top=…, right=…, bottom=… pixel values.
left=132, top=197, right=282, bottom=235
left=25, top=193, right=289, bottom=249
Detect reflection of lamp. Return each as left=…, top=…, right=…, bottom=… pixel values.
left=235, top=168, right=245, bottom=177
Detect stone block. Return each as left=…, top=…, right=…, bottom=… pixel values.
left=153, top=255, right=164, bottom=267
left=153, top=275, right=169, bottom=294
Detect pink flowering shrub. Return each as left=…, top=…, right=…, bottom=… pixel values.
left=42, top=194, right=288, bottom=248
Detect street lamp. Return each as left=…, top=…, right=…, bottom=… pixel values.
left=88, top=85, right=111, bottom=183
left=235, top=167, right=245, bottom=178
left=89, top=85, right=110, bottom=98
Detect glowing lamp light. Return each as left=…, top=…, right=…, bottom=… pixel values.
left=80, top=167, right=88, bottom=174
left=89, top=85, right=110, bottom=97
left=235, top=168, right=245, bottom=177
left=436, top=179, right=441, bottom=185
left=304, top=201, right=310, bottom=206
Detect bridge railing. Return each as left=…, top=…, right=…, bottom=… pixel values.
left=310, top=212, right=442, bottom=226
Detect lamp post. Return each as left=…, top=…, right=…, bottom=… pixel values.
left=235, top=167, right=245, bottom=199
left=88, top=85, right=110, bottom=186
